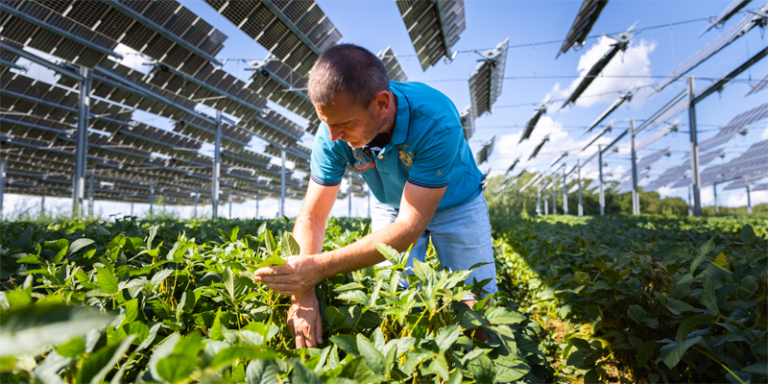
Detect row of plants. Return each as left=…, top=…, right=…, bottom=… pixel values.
left=493, top=214, right=768, bottom=383
left=1, top=217, right=562, bottom=383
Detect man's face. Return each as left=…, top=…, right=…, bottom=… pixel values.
left=315, top=91, right=390, bottom=148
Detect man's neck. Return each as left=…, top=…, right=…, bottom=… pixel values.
left=379, top=91, right=398, bottom=136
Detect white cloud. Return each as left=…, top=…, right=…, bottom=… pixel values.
left=113, top=44, right=150, bottom=74
left=761, top=125, right=768, bottom=140
left=551, top=36, right=657, bottom=109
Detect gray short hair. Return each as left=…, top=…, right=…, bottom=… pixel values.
left=308, top=44, right=390, bottom=107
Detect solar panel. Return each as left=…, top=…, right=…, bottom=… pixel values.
left=528, top=135, right=550, bottom=160
left=558, top=0, right=609, bottom=57
left=701, top=0, right=752, bottom=36
left=584, top=88, right=633, bottom=133
left=112, top=122, right=202, bottom=160
left=561, top=25, right=634, bottom=108
left=377, top=47, right=408, bottom=82
left=475, top=135, right=495, bottom=165
left=724, top=177, right=750, bottom=190
left=645, top=164, right=689, bottom=191
left=637, top=146, right=672, bottom=170
left=206, top=0, right=341, bottom=77
left=468, top=38, right=509, bottom=118
left=699, top=102, right=768, bottom=152
left=582, top=122, right=613, bottom=151
left=460, top=106, right=476, bottom=140
left=396, top=0, right=466, bottom=70
left=753, top=182, right=768, bottom=191
left=616, top=169, right=649, bottom=194
left=549, top=152, right=568, bottom=168
left=746, top=73, right=768, bottom=96
left=519, top=101, right=548, bottom=143
left=656, top=6, right=766, bottom=91
left=505, top=158, right=520, bottom=174
left=700, top=139, right=768, bottom=185
left=637, top=119, right=679, bottom=151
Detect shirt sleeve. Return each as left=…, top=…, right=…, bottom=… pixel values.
left=407, top=124, right=461, bottom=188
left=310, top=123, right=347, bottom=186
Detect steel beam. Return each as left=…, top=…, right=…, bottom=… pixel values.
left=599, top=144, right=605, bottom=216
left=73, top=67, right=91, bottom=219
left=0, top=58, right=25, bottom=72
left=562, top=164, right=568, bottom=215
left=746, top=177, right=752, bottom=214
left=630, top=119, right=639, bottom=215
left=433, top=0, right=455, bottom=61
left=259, top=0, right=323, bottom=56
left=688, top=78, right=703, bottom=217
left=280, top=149, right=286, bottom=217
left=536, top=184, right=542, bottom=215
left=40, top=196, right=45, bottom=217
left=212, top=111, right=222, bottom=218
left=543, top=180, right=548, bottom=215
left=688, top=185, right=693, bottom=216
left=0, top=117, right=69, bottom=135
left=577, top=160, right=583, bottom=216
left=88, top=174, right=94, bottom=219
left=0, top=160, right=6, bottom=220
left=693, top=46, right=768, bottom=104
left=0, top=41, right=84, bottom=81
left=149, top=182, right=155, bottom=214
left=0, top=3, right=123, bottom=60
left=552, top=176, right=556, bottom=214
left=250, top=63, right=312, bottom=104
left=100, top=0, right=221, bottom=66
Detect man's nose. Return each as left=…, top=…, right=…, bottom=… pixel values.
left=328, top=126, right=343, bottom=141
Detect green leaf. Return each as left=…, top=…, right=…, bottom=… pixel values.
left=699, top=279, right=719, bottom=315
left=290, top=360, right=322, bottom=382
left=660, top=336, right=702, bottom=369
left=325, top=306, right=347, bottom=327
left=743, top=362, right=768, bottom=374
left=246, top=359, right=281, bottom=384
left=740, top=224, right=757, bottom=244
left=665, top=297, right=694, bottom=315
left=435, top=324, right=461, bottom=352
left=15, top=255, right=39, bottom=264
left=69, top=238, right=95, bottom=256
left=209, top=346, right=275, bottom=370
left=374, top=242, right=404, bottom=265
left=675, top=314, right=713, bottom=344
left=357, top=337, right=385, bottom=374
left=76, top=335, right=136, bottom=384
left=156, top=354, right=196, bottom=384
left=403, top=348, right=434, bottom=372
left=223, top=267, right=246, bottom=303
left=0, top=305, right=114, bottom=357
left=280, top=232, right=301, bottom=256
left=211, top=309, right=225, bottom=341
left=447, top=370, right=463, bottom=384
left=340, top=356, right=372, bottom=382
left=337, top=290, right=369, bottom=306
left=96, top=266, right=119, bottom=294
left=494, top=355, right=530, bottom=382
left=636, top=341, right=657, bottom=367
left=484, top=307, right=525, bottom=325
left=330, top=335, right=359, bottom=356
left=55, top=337, right=86, bottom=358
left=469, top=354, right=495, bottom=383
left=627, top=304, right=647, bottom=324
left=147, top=225, right=158, bottom=249
left=259, top=253, right=286, bottom=269
left=149, top=334, right=181, bottom=381
left=698, top=237, right=715, bottom=256
left=150, top=269, right=174, bottom=289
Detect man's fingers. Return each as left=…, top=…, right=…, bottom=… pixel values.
left=258, top=275, right=298, bottom=285
left=315, top=311, right=324, bottom=345
left=287, top=319, right=296, bottom=338
left=295, top=333, right=306, bottom=349
left=253, top=265, right=290, bottom=278
left=304, top=328, right=316, bottom=348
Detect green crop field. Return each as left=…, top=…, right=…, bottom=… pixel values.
left=1, top=214, right=766, bottom=383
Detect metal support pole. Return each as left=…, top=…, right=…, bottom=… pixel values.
left=73, top=67, right=91, bottom=219
left=577, top=160, right=583, bottom=216
left=367, top=189, right=371, bottom=218
left=229, top=193, right=233, bottom=219
left=688, top=185, right=693, bottom=216
left=562, top=164, right=568, bottom=215
left=212, top=111, right=222, bottom=219
left=536, top=185, right=542, bottom=215
left=630, top=119, right=640, bottom=215
left=688, top=77, right=702, bottom=217
left=256, top=198, right=260, bottom=219
left=543, top=181, right=549, bottom=215
left=348, top=175, right=353, bottom=218
left=149, top=182, right=155, bottom=215
left=194, top=189, right=199, bottom=219
left=599, top=145, right=605, bottom=216
left=280, top=149, right=286, bottom=217
left=88, top=174, right=94, bottom=219
left=746, top=177, right=752, bottom=214
left=713, top=182, right=719, bottom=215
left=552, top=177, right=557, bottom=215
left=40, top=196, right=45, bottom=218
left=130, top=202, right=134, bottom=216
left=0, top=160, right=5, bottom=220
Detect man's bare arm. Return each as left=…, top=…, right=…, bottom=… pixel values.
left=292, top=180, right=340, bottom=255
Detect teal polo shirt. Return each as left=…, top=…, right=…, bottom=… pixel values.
left=309, top=81, right=483, bottom=212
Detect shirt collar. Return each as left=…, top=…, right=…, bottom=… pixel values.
left=390, top=83, right=410, bottom=146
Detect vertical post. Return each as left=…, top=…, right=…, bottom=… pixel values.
left=688, top=77, right=702, bottom=217
left=194, top=189, right=199, bottom=219
left=543, top=180, right=549, bottom=215
left=598, top=145, right=605, bottom=216
left=130, top=202, right=134, bottom=216
left=40, top=196, right=45, bottom=218
left=577, top=160, right=583, bottom=216
left=149, top=182, right=155, bottom=215
left=713, top=182, right=718, bottom=215
left=256, top=197, right=260, bottom=219
left=688, top=184, right=693, bottom=216
left=348, top=174, right=353, bottom=218
left=536, top=184, right=542, bottom=215
left=73, top=67, right=92, bottom=219
left=212, top=111, right=222, bottom=219
left=0, top=160, right=5, bottom=220
left=280, top=149, right=286, bottom=217
left=562, top=164, right=568, bottom=215
left=88, top=174, right=94, bottom=219
left=552, top=176, right=557, bottom=215
left=746, top=177, right=752, bottom=214
left=630, top=119, right=639, bottom=215
left=229, top=192, right=233, bottom=219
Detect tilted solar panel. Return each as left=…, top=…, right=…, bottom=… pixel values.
left=396, top=0, right=466, bottom=70
left=752, top=182, right=768, bottom=191
left=459, top=106, right=475, bottom=140
left=528, top=135, right=549, bottom=160
left=701, top=0, right=752, bottom=36
left=699, top=102, right=768, bottom=152
left=637, top=119, right=679, bottom=151
left=468, top=38, right=509, bottom=118
left=746, top=73, right=768, bottom=96
left=519, top=102, right=548, bottom=143
left=584, top=88, right=632, bottom=133
left=377, top=47, right=409, bottom=82
left=475, top=135, right=495, bottom=165
left=558, top=0, right=609, bottom=57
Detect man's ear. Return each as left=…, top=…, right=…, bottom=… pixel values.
left=372, top=91, right=391, bottom=118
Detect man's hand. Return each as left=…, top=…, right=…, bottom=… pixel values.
left=254, top=255, right=326, bottom=295
left=288, top=289, right=323, bottom=348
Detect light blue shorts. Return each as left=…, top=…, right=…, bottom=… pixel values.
left=371, top=192, right=498, bottom=299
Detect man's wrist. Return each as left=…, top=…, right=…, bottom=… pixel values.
left=292, top=286, right=316, bottom=301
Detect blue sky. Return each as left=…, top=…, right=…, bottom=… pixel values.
left=5, top=0, right=768, bottom=219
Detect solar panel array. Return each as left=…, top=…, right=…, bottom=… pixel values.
left=528, top=135, right=549, bottom=160
left=459, top=106, right=475, bottom=140
left=204, top=0, right=342, bottom=78
left=616, top=169, right=649, bottom=194
left=519, top=103, right=547, bottom=143
left=558, top=0, right=609, bottom=57
left=650, top=148, right=725, bottom=190
left=701, top=0, right=752, bottom=35
left=746, top=73, right=768, bottom=96
left=396, top=0, right=467, bottom=70
left=377, top=47, right=408, bottom=82
left=699, top=139, right=768, bottom=186
left=584, top=89, right=632, bottom=133
left=468, top=38, right=509, bottom=118
left=475, top=135, right=495, bottom=165
left=637, top=119, right=678, bottom=151
left=699, top=102, right=768, bottom=152
left=753, top=182, right=768, bottom=191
